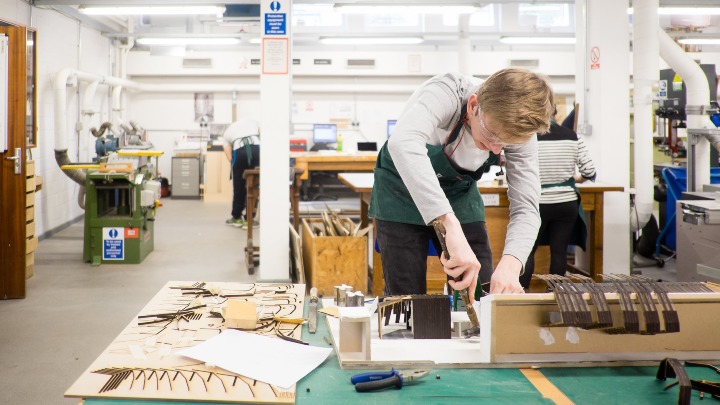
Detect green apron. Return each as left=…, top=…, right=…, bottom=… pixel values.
left=537, top=177, right=588, bottom=250
left=369, top=106, right=497, bottom=225
left=230, top=135, right=258, bottom=179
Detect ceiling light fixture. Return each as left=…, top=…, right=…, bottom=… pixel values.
left=136, top=37, right=240, bottom=46
left=499, top=36, right=575, bottom=45
left=333, top=5, right=480, bottom=15
left=79, top=6, right=226, bottom=16
left=320, top=37, right=424, bottom=45
left=627, top=7, right=720, bottom=15
left=677, top=38, right=720, bottom=45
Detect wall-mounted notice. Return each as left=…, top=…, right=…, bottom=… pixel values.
left=262, top=38, right=288, bottom=75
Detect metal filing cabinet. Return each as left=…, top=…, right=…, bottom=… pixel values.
left=676, top=199, right=720, bottom=283
left=171, top=156, right=201, bottom=199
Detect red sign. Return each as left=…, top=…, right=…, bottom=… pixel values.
left=125, top=228, right=139, bottom=239
left=590, top=46, right=600, bottom=70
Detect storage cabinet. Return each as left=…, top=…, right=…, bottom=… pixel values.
left=171, top=156, right=201, bottom=199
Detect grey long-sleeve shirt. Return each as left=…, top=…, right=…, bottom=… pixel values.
left=387, top=72, right=541, bottom=265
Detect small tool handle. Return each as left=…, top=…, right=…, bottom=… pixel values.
left=354, top=374, right=403, bottom=392
left=350, top=369, right=396, bottom=384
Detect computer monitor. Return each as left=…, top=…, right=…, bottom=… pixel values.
left=312, top=124, right=337, bottom=149
left=387, top=120, right=397, bottom=138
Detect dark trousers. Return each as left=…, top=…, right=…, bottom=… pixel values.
left=375, top=219, right=493, bottom=299
left=231, top=145, right=260, bottom=220
left=520, top=200, right=579, bottom=289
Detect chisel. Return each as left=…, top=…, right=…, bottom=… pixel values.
left=431, top=219, right=481, bottom=337
left=308, top=287, right=318, bottom=334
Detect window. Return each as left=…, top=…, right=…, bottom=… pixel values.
left=442, top=5, right=495, bottom=27
left=292, top=4, right=342, bottom=27
left=518, top=3, right=570, bottom=27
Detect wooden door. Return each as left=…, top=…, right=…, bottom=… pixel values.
left=0, top=23, right=28, bottom=299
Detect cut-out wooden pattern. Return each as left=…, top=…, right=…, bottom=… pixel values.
left=65, top=281, right=304, bottom=403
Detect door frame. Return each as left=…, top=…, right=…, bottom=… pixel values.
left=0, top=21, right=29, bottom=299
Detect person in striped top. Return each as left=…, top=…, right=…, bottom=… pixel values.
left=519, top=108, right=596, bottom=290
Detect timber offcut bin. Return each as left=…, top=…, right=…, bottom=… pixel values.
left=301, top=218, right=368, bottom=296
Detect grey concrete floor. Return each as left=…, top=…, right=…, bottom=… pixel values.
left=0, top=199, right=257, bottom=405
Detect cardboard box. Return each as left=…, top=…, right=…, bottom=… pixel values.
left=301, top=218, right=368, bottom=296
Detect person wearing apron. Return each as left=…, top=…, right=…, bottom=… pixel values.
left=223, top=119, right=261, bottom=228
left=369, top=69, right=555, bottom=300
left=519, top=116, right=597, bottom=290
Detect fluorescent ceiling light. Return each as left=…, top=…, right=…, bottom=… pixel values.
left=677, top=38, right=720, bottom=45
left=334, top=5, right=480, bottom=15
left=627, top=7, right=720, bottom=15
left=136, top=37, right=240, bottom=46
left=79, top=6, right=226, bottom=16
left=320, top=37, right=424, bottom=45
left=249, top=38, right=261, bottom=44
left=500, top=36, right=575, bottom=45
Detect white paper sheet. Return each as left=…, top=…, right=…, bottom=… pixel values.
left=177, top=329, right=332, bottom=389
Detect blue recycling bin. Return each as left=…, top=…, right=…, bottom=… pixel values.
left=659, top=167, right=720, bottom=252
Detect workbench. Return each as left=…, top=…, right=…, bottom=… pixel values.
left=81, top=297, right=718, bottom=405
left=290, top=151, right=378, bottom=181
left=338, top=173, right=624, bottom=295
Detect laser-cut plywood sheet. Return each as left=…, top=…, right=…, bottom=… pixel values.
left=66, top=281, right=305, bottom=403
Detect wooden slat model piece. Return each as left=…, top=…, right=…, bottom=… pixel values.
left=65, top=281, right=305, bottom=404
left=481, top=278, right=720, bottom=365
left=534, top=274, right=692, bottom=335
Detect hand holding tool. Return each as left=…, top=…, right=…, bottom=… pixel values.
left=351, top=369, right=428, bottom=392
left=431, top=219, right=481, bottom=337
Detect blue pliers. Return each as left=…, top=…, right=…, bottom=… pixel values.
left=350, top=369, right=428, bottom=392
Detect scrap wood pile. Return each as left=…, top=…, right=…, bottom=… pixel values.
left=309, top=207, right=371, bottom=238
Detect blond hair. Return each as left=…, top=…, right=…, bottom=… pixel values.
left=476, top=68, right=554, bottom=144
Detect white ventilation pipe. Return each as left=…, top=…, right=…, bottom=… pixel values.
left=631, top=0, right=657, bottom=231
left=658, top=28, right=718, bottom=190
left=81, top=80, right=99, bottom=131
left=112, top=85, right=124, bottom=127
left=54, top=68, right=140, bottom=185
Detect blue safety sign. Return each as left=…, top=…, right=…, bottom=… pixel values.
left=658, top=79, right=668, bottom=99
left=103, top=227, right=125, bottom=260
left=270, top=1, right=281, bottom=11
left=265, top=13, right=286, bottom=35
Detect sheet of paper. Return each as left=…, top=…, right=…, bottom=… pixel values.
left=177, top=329, right=332, bottom=389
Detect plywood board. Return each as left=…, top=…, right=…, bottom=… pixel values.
left=66, top=281, right=305, bottom=403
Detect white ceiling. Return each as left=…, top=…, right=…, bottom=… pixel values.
left=32, top=1, right=720, bottom=50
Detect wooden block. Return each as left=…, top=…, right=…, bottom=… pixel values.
left=26, top=191, right=35, bottom=207
left=26, top=177, right=35, bottom=191
left=34, top=175, right=42, bottom=191
left=26, top=160, right=34, bottom=177
left=26, top=206, right=34, bottom=222
left=26, top=236, right=38, bottom=254
left=26, top=253, right=34, bottom=279
left=302, top=219, right=368, bottom=296
left=26, top=221, right=35, bottom=238
left=223, top=300, right=257, bottom=329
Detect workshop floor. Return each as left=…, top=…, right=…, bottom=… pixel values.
left=0, top=199, right=257, bottom=405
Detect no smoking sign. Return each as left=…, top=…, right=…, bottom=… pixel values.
left=590, top=46, right=600, bottom=70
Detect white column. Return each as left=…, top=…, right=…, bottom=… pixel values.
left=458, top=14, right=472, bottom=76
left=259, top=0, right=291, bottom=281
left=632, top=0, right=658, bottom=230
left=575, top=0, right=631, bottom=275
